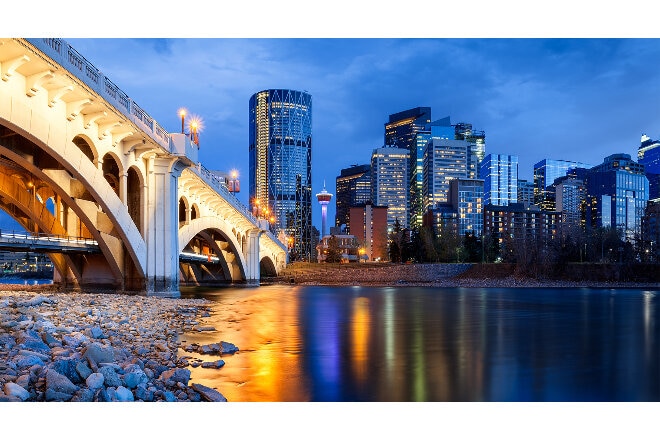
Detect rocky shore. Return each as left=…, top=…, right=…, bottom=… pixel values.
left=0, top=288, right=237, bottom=402
left=278, top=263, right=660, bottom=289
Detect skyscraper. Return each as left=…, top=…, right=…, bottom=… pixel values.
left=371, top=146, right=410, bottom=231
left=517, top=179, right=535, bottom=206
left=249, top=89, right=312, bottom=260
left=449, top=178, right=484, bottom=237
left=585, top=153, right=649, bottom=241
left=480, top=154, right=518, bottom=206
left=638, top=134, right=660, bottom=202
left=335, top=164, right=371, bottom=230
left=454, top=122, right=486, bottom=179
left=385, top=107, right=431, bottom=229
left=422, top=137, right=468, bottom=211
left=533, top=159, right=592, bottom=210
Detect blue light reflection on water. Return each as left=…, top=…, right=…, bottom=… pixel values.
left=181, top=285, right=660, bottom=402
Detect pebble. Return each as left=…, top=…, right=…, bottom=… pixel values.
left=0, top=290, right=230, bottom=402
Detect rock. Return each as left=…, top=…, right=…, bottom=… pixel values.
left=45, top=369, right=80, bottom=395
left=84, top=343, right=116, bottom=365
left=158, top=368, right=191, bottom=386
left=94, top=388, right=110, bottom=402
left=16, top=374, right=30, bottom=389
left=201, top=360, right=225, bottom=369
left=86, top=372, right=105, bottom=389
left=76, top=361, right=93, bottom=380
left=134, top=383, right=153, bottom=402
left=195, top=326, right=216, bottom=332
left=163, top=391, right=176, bottom=402
left=14, top=354, right=45, bottom=369
left=45, top=389, right=73, bottom=402
left=99, top=366, right=122, bottom=388
left=71, top=388, right=95, bottom=402
left=192, top=383, right=227, bottom=402
left=41, top=332, right=60, bottom=348
left=51, top=359, right=82, bottom=384
left=87, top=326, right=106, bottom=339
left=115, top=386, right=134, bottom=402
left=62, top=332, right=89, bottom=348
left=124, top=371, right=147, bottom=389
left=0, top=334, right=16, bottom=350
left=4, top=382, right=30, bottom=401
left=16, top=295, right=51, bottom=308
left=18, top=349, right=50, bottom=361
left=220, top=341, right=239, bottom=354
left=19, top=338, right=51, bottom=355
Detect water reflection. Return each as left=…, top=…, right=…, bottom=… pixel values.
left=181, top=285, right=660, bottom=402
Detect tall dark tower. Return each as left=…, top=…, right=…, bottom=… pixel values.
left=384, top=107, right=432, bottom=230
left=249, top=89, right=312, bottom=261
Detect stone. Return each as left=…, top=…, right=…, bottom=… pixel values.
left=94, top=388, right=110, bottom=402
left=124, top=371, right=147, bottom=389
left=86, top=372, right=105, bottom=389
left=45, top=389, right=73, bottom=402
left=71, top=388, right=95, bottom=402
left=17, top=295, right=51, bottom=308
left=195, top=326, right=216, bottom=332
left=62, top=333, right=89, bottom=348
left=19, top=339, right=51, bottom=355
left=87, top=326, right=105, bottom=339
left=0, top=334, right=16, bottom=350
left=220, top=341, right=239, bottom=354
left=158, top=368, right=191, bottom=386
left=16, top=374, right=30, bottom=389
left=201, top=360, right=225, bottom=369
left=84, top=343, right=116, bottom=365
left=45, top=369, right=80, bottom=395
left=41, top=332, right=60, bottom=347
left=4, top=382, right=30, bottom=401
left=99, top=366, right=122, bottom=388
left=115, top=386, right=134, bottom=402
left=51, top=359, right=82, bottom=384
left=163, top=391, right=176, bottom=402
left=76, top=361, right=93, bottom=380
left=192, top=383, right=227, bottom=402
left=14, top=354, right=45, bottom=369
left=134, top=383, right=153, bottom=402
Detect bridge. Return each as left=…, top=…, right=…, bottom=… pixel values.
left=0, top=38, right=288, bottom=296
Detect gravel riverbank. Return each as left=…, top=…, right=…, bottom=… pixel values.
left=0, top=288, right=237, bottom=402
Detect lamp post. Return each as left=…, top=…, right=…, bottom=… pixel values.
left=178, top=108, right=186, bottom=134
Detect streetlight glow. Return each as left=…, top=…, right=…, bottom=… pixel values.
left=178, top=108, right=187, bottom=134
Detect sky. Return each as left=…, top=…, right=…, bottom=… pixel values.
left=2, top=3, right=660, bottom=237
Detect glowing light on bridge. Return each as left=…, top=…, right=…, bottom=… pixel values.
left=188, top=114, right=203, bottom=146
left=178, top=108, right=187, bottom=134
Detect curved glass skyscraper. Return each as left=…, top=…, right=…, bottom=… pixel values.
left=249, top=89, right=312, bottom=261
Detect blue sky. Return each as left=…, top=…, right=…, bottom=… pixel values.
left=4, top=4, right=660, bottom=234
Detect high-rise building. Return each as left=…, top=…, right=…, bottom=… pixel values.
left=533, top=159, right=592, bottom=210
left=384, top=107, right=432, bottom=230
left=638, top=134, right=660, bottom=202
left=554, top=175, right=587, bottom=230
left=349, top=202, right=388, bottom=261
left=421, top=138, right=468, bottom=211
left=585, top=153, right=649, bottom=241
left=335, top=164, right=371, bottom=230
left=449, top=178, right=484, bottom=237
left=454, top=122, right=486, bottom=179
left=517, top=179, right=535, bottom=205
left=480, top=154, right=518, bottom=206
left=249, top=89, right=312, bottom=260
left=371, top=146, right=410, bottom=231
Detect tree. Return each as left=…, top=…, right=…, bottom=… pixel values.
left=325, top=235, right=343, bottom=263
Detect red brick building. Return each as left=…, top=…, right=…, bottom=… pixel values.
left=349, top=202, right=388, bottom=261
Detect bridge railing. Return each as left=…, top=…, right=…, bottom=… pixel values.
left=25, top=38, right=172, bottom=151
left=0, top=230, right=99, bottom=247
left=191, top=165, right=285, bottom=249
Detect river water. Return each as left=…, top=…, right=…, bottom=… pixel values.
left=179, top=285, right=660, bottom=402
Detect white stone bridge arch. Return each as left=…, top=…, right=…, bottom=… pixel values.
left=0, top=38, right=287, bottom=296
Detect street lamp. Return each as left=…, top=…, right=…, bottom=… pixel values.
left=178, top=108, right=187, bottom=134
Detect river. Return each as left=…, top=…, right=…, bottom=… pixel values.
left=179, top=284, right=660, bottom=402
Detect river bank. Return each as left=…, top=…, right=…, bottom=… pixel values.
left=275, top=262, right=660, bottom=289
left=0, top=288, right=236, bottom=402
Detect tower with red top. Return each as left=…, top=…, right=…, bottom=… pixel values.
left=316, top=182, right=333, bottom=238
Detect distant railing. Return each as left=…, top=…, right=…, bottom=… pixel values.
left=25, top=38, right=171, bottom=152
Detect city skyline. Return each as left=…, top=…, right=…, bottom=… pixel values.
left=0, top=37, right=657, bottom=235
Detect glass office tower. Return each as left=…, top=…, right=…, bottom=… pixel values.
left=638, top=134, right=660, bottom=201
left=335, top=164, right=371, bottom=230
left=533, top=159, right=592, bottom=210
left=480, top=154, right=518, bottom=206
left=585, top=153, right=649, bottom=241
left=249, top=89, right=312, bottom=260
left=385, top=107, right=432, bottom=229
left=371, top=147, right=410, bottom=231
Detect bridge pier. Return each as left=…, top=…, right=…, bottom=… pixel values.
left=245, top=228, right=263, bottom=285
left=144, top=155, right=185, bottom=297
